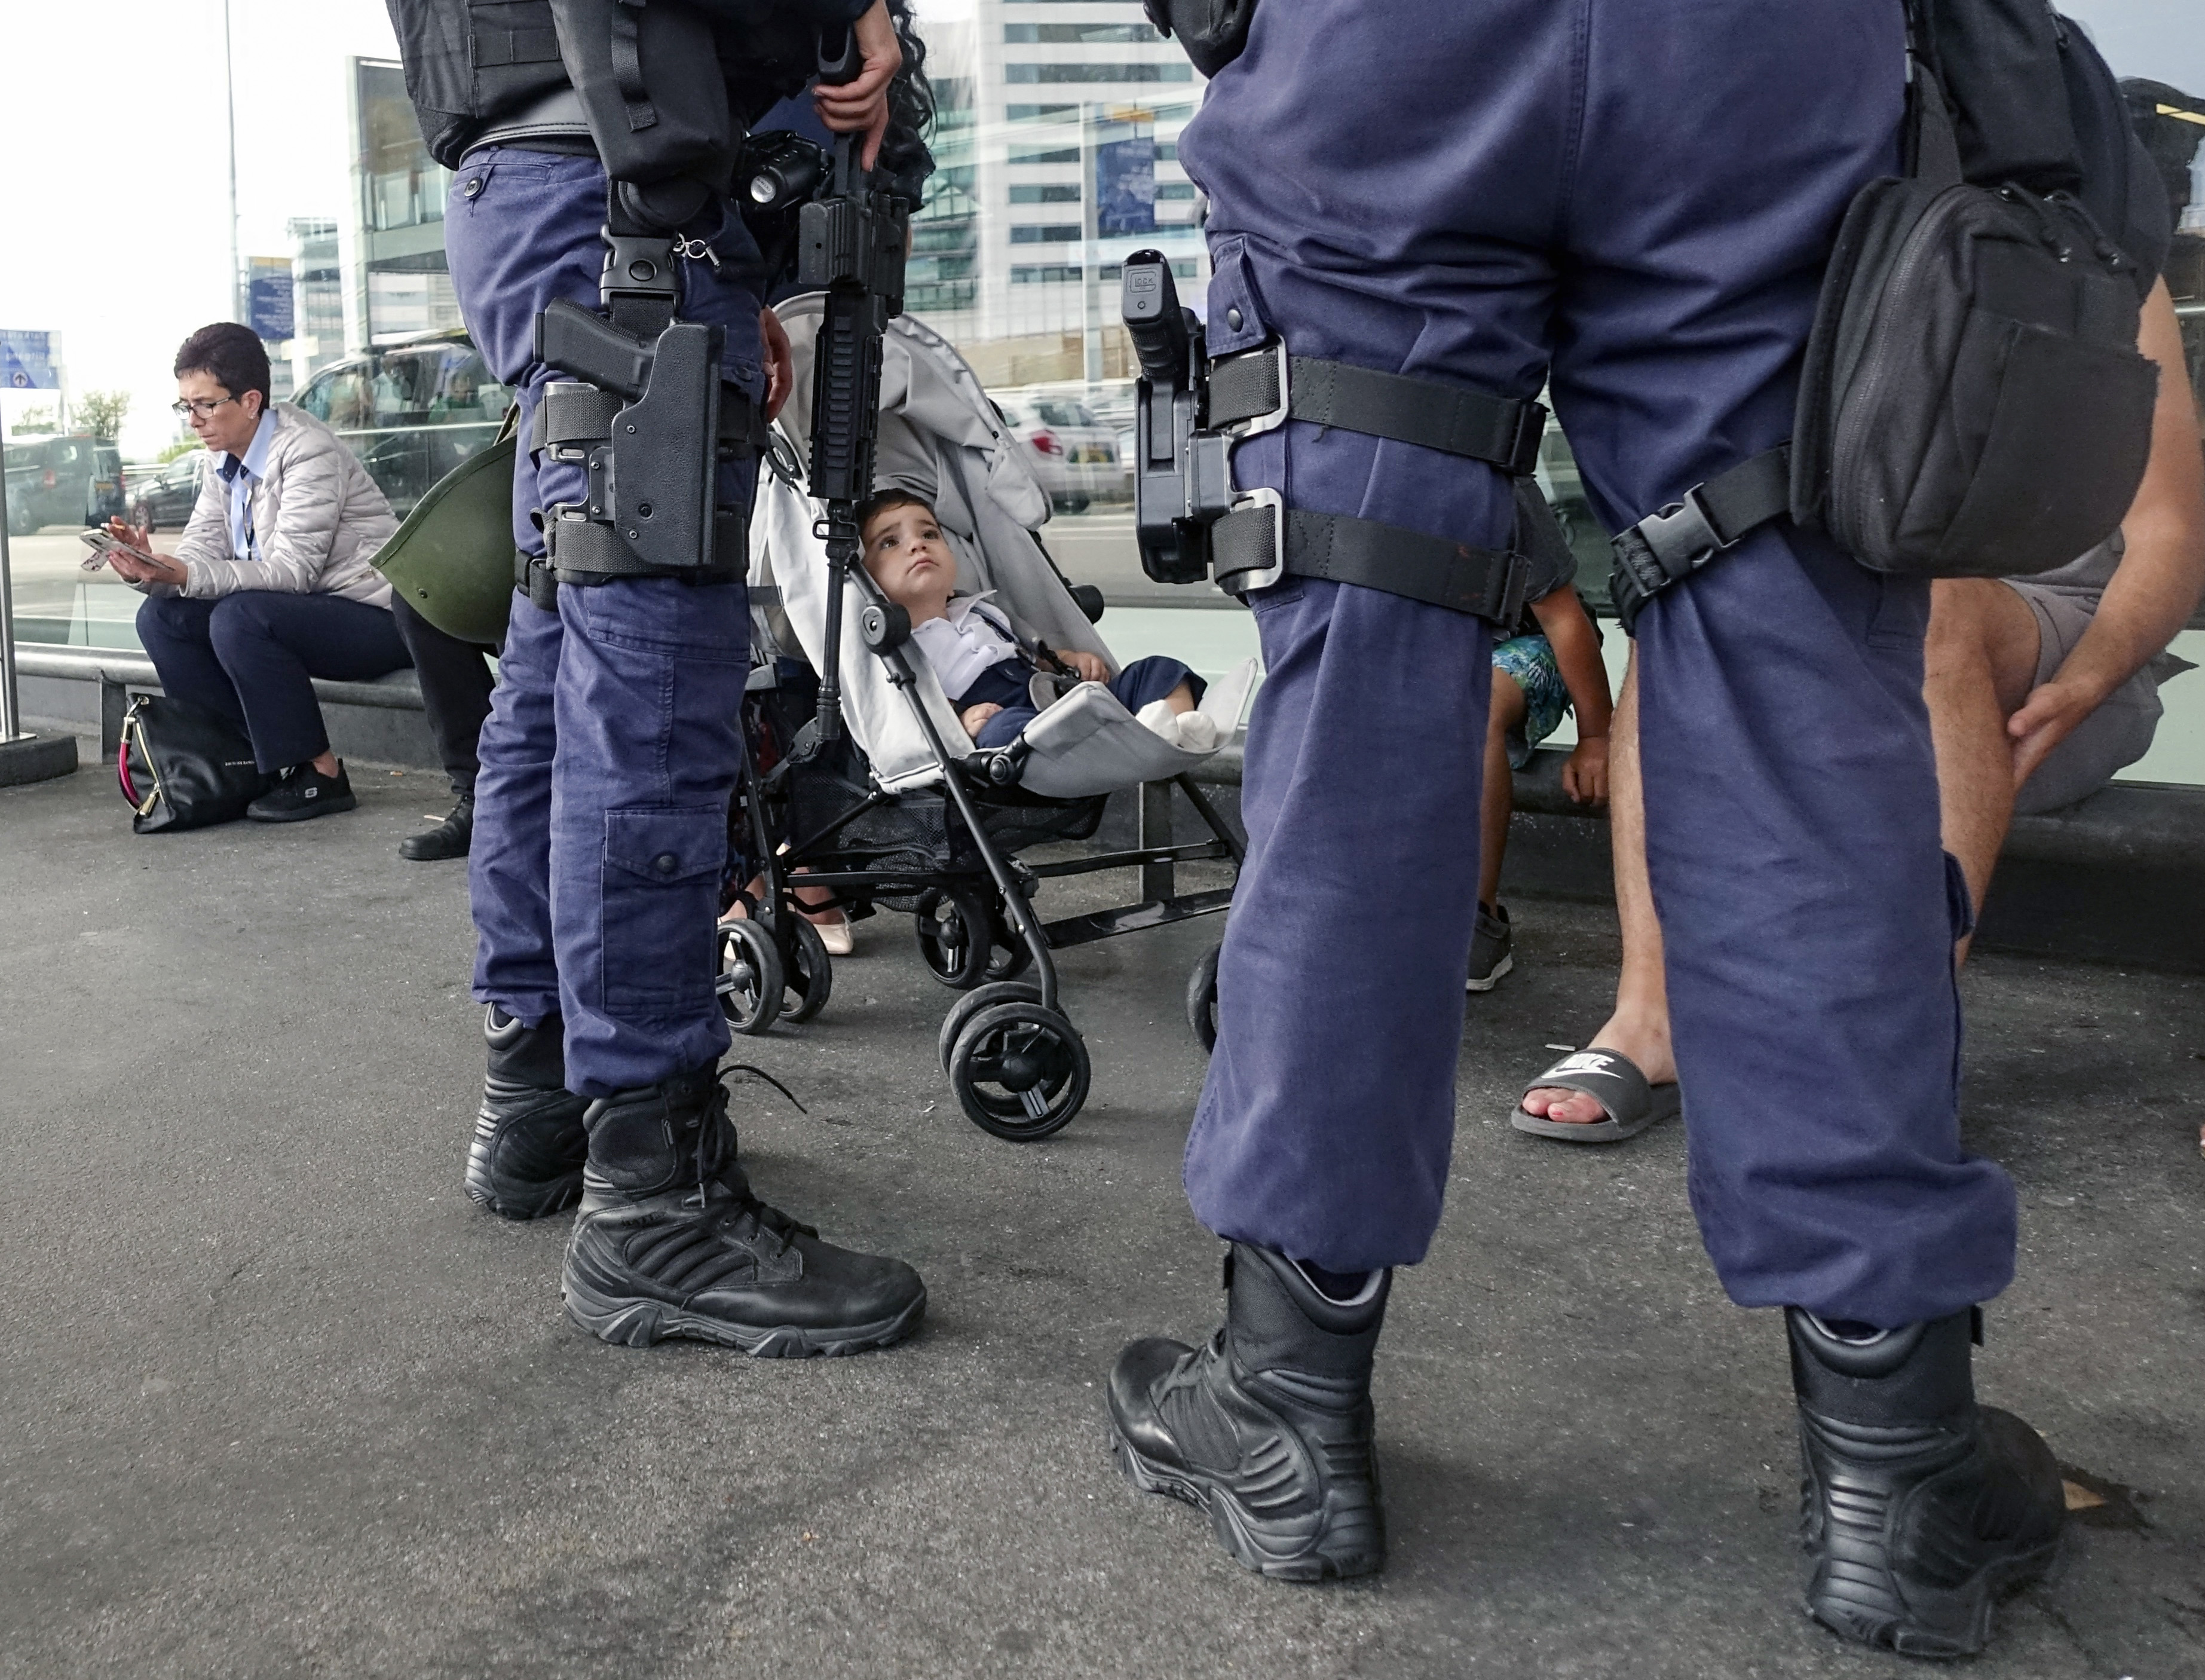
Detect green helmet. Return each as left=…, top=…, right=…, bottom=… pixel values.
left=371, top=415, right=517, bottom=647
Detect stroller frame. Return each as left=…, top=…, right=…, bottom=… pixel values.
left=722, top=547, right=1244, bottom=1140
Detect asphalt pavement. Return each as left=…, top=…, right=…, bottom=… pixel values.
left=2, top=761, right=2201, bottom=1679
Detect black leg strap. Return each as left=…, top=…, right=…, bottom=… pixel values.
left=514, top=551, right=561, bottom=613
left=1212, top=501, right=1529, bottom=625
left=1608, top=446, right=1791, bottom=634
left=1208, top=349, right=1546, bottom=475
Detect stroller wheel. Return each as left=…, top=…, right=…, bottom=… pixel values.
left=939, top=981, right=1043, bottom=1075
left=984, top=901, right=1034, bottom=981
left=948, top=1002, right=1090, bottom=1142
left=914, top=886, right=993, bottom=989
left=1187, top=942, right=1221, bottom=1054
left=783, top=916, right=834, bottom=1024
left=716, top=920, right=785, bottom=1036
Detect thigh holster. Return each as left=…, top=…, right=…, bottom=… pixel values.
left=529, top=221, right=763, bottom=593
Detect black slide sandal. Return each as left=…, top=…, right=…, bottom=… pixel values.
left=1511, top=1046, right=1681, bottom=1144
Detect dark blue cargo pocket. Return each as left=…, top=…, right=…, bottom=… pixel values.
left=601, top=807, right=726, bottom=1019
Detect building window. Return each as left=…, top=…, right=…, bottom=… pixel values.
left=1156, top=182, right=1196, bottom=200
left=1010, top=224, right=1083, bottom=243
left=1005, top=62, right=1193, bottom=83
left=1012, top=265, right=1085, bottom=284
left=1009, top=184, right=1082, bottom=204
left=1004, top=23, right=1163, bottom=42
left=1006, top=103, right=1079, bottom=121
left=1156, top=142, right=1178, bottom=162
left=1009, top=146, right=1082, bottom=164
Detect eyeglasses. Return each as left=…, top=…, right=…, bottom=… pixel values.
left=171, top=395, right=239, bottom=418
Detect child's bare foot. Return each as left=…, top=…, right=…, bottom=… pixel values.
left=1521, top=1009, right=1676, bottom=1126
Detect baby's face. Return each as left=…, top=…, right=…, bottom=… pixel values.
left=862, top=503, right=956, bottom=619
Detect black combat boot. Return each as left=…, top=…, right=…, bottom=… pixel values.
left=562, top=1066, right=926, bottom=1357
left=1108, top=1244, right=1389, bottom=1580
left=1790, top=1307, right=2066, bottom=1658
left=464, top=1006, right=589, bottom=1219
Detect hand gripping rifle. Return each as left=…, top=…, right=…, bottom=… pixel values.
left=793, top=24, right=911, bottom=755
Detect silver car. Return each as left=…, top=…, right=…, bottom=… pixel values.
left=991, top=392, right=1123, bottom=514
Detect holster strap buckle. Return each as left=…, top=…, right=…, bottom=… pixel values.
left=1609, top=446, right=1791, bottom=634
left=1213, top=500, right=1529, bottom=626
left=514, top=551, right=561, bottom=613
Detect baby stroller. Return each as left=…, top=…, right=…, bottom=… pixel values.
left=718, top=295, right=1255, bottom=1142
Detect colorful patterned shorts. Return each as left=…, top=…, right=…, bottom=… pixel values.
left=1492, top=632, right=1569, bottom=769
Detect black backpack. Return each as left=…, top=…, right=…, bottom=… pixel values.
left=1605, top=3, right=2164, bottom=628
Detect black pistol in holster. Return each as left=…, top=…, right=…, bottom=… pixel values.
left=793, top=21, right=913, bottom=752
left=1121, top=245, right=1546, bottom=625
left=519, top=32, right=765, bottom=609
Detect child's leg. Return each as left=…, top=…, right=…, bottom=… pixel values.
left=1108, top=655, right=1204, bottom=715
left=1481, top=666, right=1528, bottom=911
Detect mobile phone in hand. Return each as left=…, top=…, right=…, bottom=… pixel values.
left=79, top=530, right=155, bottom=573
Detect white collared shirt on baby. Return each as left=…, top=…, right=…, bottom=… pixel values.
left=907, top=593, right=1024, bottom=700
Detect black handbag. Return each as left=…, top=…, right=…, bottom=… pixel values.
left=117, top=693, right=270, bottom=833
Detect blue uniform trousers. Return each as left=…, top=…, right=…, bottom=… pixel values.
left=1180, top=0, right=2016, bottom=1327
left=443, top=146, right=764, bottom=1097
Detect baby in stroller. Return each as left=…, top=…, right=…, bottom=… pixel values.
left=858, top=489, right=1227, bottom=754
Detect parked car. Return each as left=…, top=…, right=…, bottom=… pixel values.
left=293, top=330, right=514, bottom=518
left=127, top=451, right=212, bottom=532
left=990, top=391, right=1123, bottom=515
left=2, top=434, right=126, bottom=534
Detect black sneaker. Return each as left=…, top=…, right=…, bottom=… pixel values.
left=466, top=1006, right=589, bottom=1219
left=1791, top=1307, right=2066, bottom=1657
left=400, top=797, right=474, bottom=861
left=1466, top=901, right=1512, bottom=992
left=1108, top=1244, right=1389, bottom=1581
left=247, top=760, right=357, bottom=823
left=562, top=1067, right=926, bottom=1357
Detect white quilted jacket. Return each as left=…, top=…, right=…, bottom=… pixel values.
left=164, top=404, right=397, bottom=607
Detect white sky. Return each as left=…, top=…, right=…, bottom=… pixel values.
left=0, top=0, right=2195, bottom=458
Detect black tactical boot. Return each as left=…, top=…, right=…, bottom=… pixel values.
left=464, top=1006, right=589, bottom=1219
left=562, top=1066, right=926, bottom=1357
left=1108, top=1244, right=1389, bottom=1581
left=1790, top=1307, right=2066, bottom=1658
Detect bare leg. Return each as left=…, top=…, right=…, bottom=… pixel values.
left=1922, top=579, right=2039, bottom=966
left=1480, top=668, right=1527, bottom=911
left=1162, top=679, right=1198, bottom=715
left=1520, top=654, right=1676, bottom=1123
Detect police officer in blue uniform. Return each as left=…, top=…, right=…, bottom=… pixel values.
left=388, top=0, right=928, bottom=1355
left=1107, top=0, right=2068, bottom=1651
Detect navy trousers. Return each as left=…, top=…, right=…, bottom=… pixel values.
left=444, top=146, right=764, bottom=1097
left=1180, top=0, right=2014, bottom=1327
left=969, top=654, right=1202, bottom=749
left=136, top=591, right=410, bottom=772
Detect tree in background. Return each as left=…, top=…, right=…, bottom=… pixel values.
left=155, top=436, right=204, bottom=464
left=74, top=390, right=130, bottom=439
left=8, top=405, right=58, bottom=437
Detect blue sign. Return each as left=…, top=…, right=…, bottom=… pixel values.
left=1095, top=134, right=1156, bottom=238
left=248, top=260, right=296, bottom=342
left=0, top=330, right=58, bottom=390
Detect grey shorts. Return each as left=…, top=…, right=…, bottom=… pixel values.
left=2002, top=580, right=2166, bottom=815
